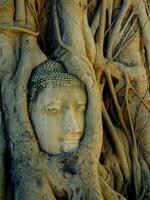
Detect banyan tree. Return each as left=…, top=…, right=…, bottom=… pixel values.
left=0, top=0, right=150, bottom=199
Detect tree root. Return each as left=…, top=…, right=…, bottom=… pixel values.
left=0, top=24, right=39, bottom=36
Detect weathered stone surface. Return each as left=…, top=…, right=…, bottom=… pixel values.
left=0, top=0, right=150, bottom=199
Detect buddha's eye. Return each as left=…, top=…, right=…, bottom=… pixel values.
left=45, top=105, right=61, bottom=114
left=76, top=105, right=86, bottom=113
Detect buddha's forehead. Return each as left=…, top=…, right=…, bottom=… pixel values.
left=36, top=84, right=87, bottom=106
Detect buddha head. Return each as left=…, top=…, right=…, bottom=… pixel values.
left=28, top=59, right=87, bottom=155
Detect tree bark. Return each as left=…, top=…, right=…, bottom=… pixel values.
left=0, top=0, right=150, bottom=199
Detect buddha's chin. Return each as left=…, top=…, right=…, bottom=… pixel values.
left=60, top=139, right=80, bottom=153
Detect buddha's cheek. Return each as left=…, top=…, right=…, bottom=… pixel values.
left=31, top=111, right=63, bottom=155
left=45, top=116, right=64, bottom=154
left=76, top=114, right=85, bottom=137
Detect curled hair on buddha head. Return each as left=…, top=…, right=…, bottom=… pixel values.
left=28, top=59, right=85, bottom=103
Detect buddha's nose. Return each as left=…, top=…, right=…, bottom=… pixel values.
left=64, top=108, right=81, bottom=135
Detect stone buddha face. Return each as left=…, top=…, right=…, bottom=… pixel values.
left=28, top=60, right=87, bottom=155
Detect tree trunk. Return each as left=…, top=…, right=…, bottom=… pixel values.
left=0, top=0, right=150, bottom=199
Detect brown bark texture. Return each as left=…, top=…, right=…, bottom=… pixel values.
left=0, top=0, right=150, bottom=199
